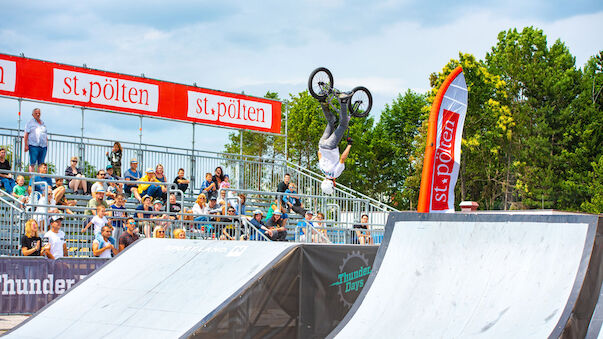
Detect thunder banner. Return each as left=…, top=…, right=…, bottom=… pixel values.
left=417, top=66, right=467, bottom=213
left=0, top=53, right=281, bottom=134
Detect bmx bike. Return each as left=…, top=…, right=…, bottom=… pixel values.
left=308, top=67, right=373, bottom=118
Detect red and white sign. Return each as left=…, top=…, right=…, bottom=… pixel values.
left=0, top=53, right=281, bottom=133
left=418, top=66, right=467, bottom=213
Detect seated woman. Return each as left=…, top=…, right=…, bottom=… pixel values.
left=53, top=178, right=76, bottom=214
left=65, top=156, right=87, bottom=194
left=191, top=194, right=210, bottom=231
left=21, top=219, right=50, bottom=257
left=136, top=195, right=154, bottom=238
left=154, top=164, right=168, bottom=202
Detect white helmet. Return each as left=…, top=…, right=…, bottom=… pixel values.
left=321, top=179, right=334, bottom=195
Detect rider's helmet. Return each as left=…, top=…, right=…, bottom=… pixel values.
left=321, top=179, right=334, bottom=195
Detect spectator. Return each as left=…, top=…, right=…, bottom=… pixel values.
left=52, top=178, right=76, bottom=214
left=24, top=108, right=48, bottom=172
left=173, top=228, right=186, bottom=239
left=65, top=156, right=87, bottom=194
left=105, top=165, right=122, bottom=197
left=219, top=206, right=241, bottom=240
left=110, top=194, right=128, bottom=240
left=217, top=189, right=227, bottom=207
left=92, top=226, right=118, bottom=258
left=250, top=209, right=271, bottom=240
left=154, top=164, right=168, bottom=202
left=29, top=163, right=52, bottom=195
left=33, top=189, right=59, bottom=231
left=136, top=195, right=154, bottom=238
left=314, top=212, right=329, bottom=243
left=21, top=219, right=49, bottom=256
left=277, top=173, right=291, bottom=193
left=283, top=183, right=306, bottom=216
left=81, top=205, right=111, bottom=238
left=153, top=226, right=165, bottom=238
left=0, top=147, right=16, bottom=193
left=220, top=174, right=230, bottom=190
left=297, top=210, right=315, bottom=241
left=265, top=210, right=287, bottom=241
left=192, top=194, right=210, bottom=226
left=236, top=193, right=247, bottom=215
left=92, top=169, right=116, bottom=200
left=200, top=172, right=217, bottom=199
left=136, top=168, right=162, bottom=202
left=353, top=213, right=373, bottom=245
left=123, top=158, right=142, bottom=197
left=167, top=193, right=182, bottom=219
left=151, top=200, right=170, bottom=229
left=12, top=175, right=29, bottom=204
left=43, top=215, right=67, bottom=259
left=106, top=142, right=123, bottom=177
left=85, top=187, right=109, bottom=217
left=212, top=166, right=225, bottom=190
left=173, top=168, right=189, bottom=193
left=207, top=196, right=224, bottom=218
left=118, top=217, right=139, bottom=252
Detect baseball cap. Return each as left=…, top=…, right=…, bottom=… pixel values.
left=274, top=210, right=282, bottom=215
left=146, top=168, right=154, bottom=173
left=106, top=164, right=113, bottom=169
left=153, top=200, right=163, bottom=205
left=130, top=158, right=138, bottom=163
left=96, top=187, right=106, bottom=193
left=209, top=196, right=217, bottom=201
left=305, top=210, right=314, bottom=216
left=142, top=195, right=152, bottom=201
left=253, top=209, right=263, bottom=216
left=50, top=215, right=64, bottom=222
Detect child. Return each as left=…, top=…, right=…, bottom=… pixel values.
left=110, top=194, right=128, bottom=240
left=173, top=168, right=190, bottom=193
left=106, top=142, right=123, bottom=177
left=12, top=175, right=29, bottom=204
left=82, top=206, right=111, bottom=239
left=220, top=174, right=230, bottom=190
left=200, top=172, right=217, bottom=199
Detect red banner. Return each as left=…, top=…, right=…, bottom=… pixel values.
left=0, top=53, right=281, bottom=134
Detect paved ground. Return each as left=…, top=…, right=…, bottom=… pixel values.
left=0, top=315, right=29, bottom=334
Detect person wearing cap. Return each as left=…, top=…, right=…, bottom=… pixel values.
left=297, top=210, right=316, bottom=242
left=207, top=196, right=224, bottom=218
left=65, top=156, right=87, bottom=194
left=85, top=187, right=109, bottom=216
left=219, top=206, right=241, bottom=240
left=91, top=169, right=116, bottom=200
left=43, top=215, right=67, bottom=259
left=265, top=210, right=287, bottom=241
left=250, top=209, right=272, bottom=240
left=151, top=199, right=170, bottom=229
left=123, top=158, right=142, bottom=198
left=136, top=168, right=162, bottom=203
left=93, top=225, right=118, bottom=258
left=136, top=195, right=154, bottom=237
left=105, top=165, right=123, bottom=196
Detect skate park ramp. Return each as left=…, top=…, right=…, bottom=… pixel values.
left=330, top=211, right=603, bottom=338
left=5, top=239, right=296, bottom=338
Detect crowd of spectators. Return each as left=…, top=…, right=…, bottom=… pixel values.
left=4, top=109, right=375, bottom=260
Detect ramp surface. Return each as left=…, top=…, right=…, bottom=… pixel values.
left=6, top=239, right=295, bottom=338
left=330, top=212, right=602, bottom=338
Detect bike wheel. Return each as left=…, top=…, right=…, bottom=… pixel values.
left=348, top=86, right=372, bottom=118
left=308, top=67, right=334, bottom=101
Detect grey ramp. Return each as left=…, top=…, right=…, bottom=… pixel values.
left=330, top=212, right=602, bottom=338
left=5, top=239, right=295, bottom=338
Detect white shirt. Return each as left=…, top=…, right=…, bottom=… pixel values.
left=93, top=238, right=113, bottom=258
left=318, top=147, right=345, bottom=179
left=44, top=230, right=65, bottom=259
left=91, top=182, right=108, bottom=195
left=192, top=203, right=209, bottom=215
left=25, top=118, right=48, bottom=147
left=90, top=215, right=109, bottom=236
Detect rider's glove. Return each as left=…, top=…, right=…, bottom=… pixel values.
left=347, top=137, right=353, bottom=145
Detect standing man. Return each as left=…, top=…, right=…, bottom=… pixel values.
left=119, top=217, right=139, bottom=252
left=44, top=215, right=67, bottom=259
left=0, top=147, right=16, bottom=193
left=24, top=108, right=48, bottom=173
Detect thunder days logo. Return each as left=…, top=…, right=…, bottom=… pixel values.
left=330, top=251, right=371, bottom=307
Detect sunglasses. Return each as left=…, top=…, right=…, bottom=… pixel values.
left=71, top=160, right=78, bottom=162
left=128, top=221, right=136, bottom=225
left=158, top=231, right=165, bottom=234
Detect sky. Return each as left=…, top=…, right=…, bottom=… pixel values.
left=1, top=0, right=602, bottom=155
